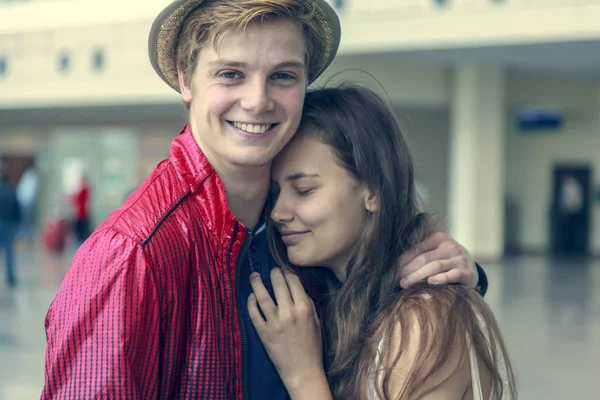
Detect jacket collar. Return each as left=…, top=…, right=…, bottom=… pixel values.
left=169, top=123, right=247, bottom=236
left=169, top=123, right=215, bottom=191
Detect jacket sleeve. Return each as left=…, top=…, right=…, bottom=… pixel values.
left=42, top=228, right=161, bottom=399
left=475, top=263, right=488, bottom=297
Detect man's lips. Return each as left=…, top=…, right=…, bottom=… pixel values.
left=227, top=121, right=280, bottom=134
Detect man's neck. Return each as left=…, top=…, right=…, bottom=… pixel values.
left=189, top=121, right=271, bottom=229
left=219, top=164, right=270, bottom=230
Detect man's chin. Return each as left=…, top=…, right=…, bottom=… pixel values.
left=227, top=152, right=277, bottom=169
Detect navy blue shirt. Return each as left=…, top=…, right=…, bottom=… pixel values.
left=239, top=219, right=290, bottom=400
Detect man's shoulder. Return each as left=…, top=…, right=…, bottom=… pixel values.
left=102, top=160, right=191, bottom=242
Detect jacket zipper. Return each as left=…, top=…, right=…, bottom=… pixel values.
left=234, top=225, right=252, bottom=400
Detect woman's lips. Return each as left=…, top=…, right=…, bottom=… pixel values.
left=280, top=231, right=310, bottom=245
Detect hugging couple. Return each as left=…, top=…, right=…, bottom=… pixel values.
left=42, top=1, right=515, bottom=399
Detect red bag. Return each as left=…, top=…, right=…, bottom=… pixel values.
left=43, top=216, right=69, bottom=252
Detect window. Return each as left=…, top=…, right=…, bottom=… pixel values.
left=58, top=50, right=71, bottom=74
left=92, top=48, right=106, bottom=73
left=0, top=56, right=7, bottom=79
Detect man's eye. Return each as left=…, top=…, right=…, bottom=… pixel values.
left=272, top=72, right=295, bottom=81
left=219, top=71, right=241, bottom=80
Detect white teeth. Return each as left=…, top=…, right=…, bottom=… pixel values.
left=232, top=122, right=272, bottom=134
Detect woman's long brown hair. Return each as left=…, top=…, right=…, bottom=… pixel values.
left=269, top=85, right=516, bottom=399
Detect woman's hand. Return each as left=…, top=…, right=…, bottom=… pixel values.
left=248, top=267, right=331, bottom=399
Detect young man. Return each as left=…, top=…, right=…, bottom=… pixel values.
left=0, top=163, right=20, bottom=289
left=42, top=1, right=486, bottom=399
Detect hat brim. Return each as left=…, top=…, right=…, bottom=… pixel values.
left=148, top=0, right=341, bottom=93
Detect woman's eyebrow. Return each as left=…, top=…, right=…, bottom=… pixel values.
left=286, top=172, right=320, bottom=181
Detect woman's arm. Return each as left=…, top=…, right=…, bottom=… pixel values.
left=283, top=372, right=332, bottom=400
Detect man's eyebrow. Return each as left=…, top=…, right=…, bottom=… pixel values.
left=208, top=59, right=250, bottom=68
left=273, top=61, right=305, bottom=69
left=208, top=60, right=305, bottom=69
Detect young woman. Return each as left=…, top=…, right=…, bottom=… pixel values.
left=247, top=86, right=516, bottom=400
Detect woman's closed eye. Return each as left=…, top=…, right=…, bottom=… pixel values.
left=296, top=187, right=314, bottom=196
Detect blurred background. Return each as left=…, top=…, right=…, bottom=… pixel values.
left=1, top=0, right=600, bottom=398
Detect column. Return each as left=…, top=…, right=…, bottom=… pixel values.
left=448, top=65, right=506, bottom=261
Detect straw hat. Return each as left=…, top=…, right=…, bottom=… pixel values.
left=148, top=0, right=341, bottom=93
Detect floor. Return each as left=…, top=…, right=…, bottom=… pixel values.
left=0, top=242, right=599, bottom=399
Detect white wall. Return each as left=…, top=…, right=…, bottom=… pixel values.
left=0, top=21, right=179, bottom=108
left=317, top=55, right=449, bottom=107
left=396, top=107, right=450, bottom=219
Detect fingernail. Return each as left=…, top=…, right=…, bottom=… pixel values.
left=250, top=272, right=259, bottom=280
left=248, top=293, right=255, bottom=301
left=401, top=278, right=409, bottom=288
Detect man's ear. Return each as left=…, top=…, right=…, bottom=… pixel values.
left=364, top=188, right=378, bottom=213
left=178, top=68, right=193, bottom=103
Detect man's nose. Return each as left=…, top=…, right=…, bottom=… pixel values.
left=240, top=78, right=275, bottom=114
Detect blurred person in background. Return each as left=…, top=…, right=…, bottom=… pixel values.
left=558, top=174, right=585, bottom=255
left=42, top=1, right=486, bottom=398
left=0, top=162, right=21, bottom=289
left=16, top=165, right=38, bottom=242
left=70, top=175, right=91, bottom=247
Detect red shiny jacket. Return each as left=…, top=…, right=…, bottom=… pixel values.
left=43, top=125, right=251, bottom=399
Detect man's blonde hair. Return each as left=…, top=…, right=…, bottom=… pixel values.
left=175, top=0, right=329, bottom=92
